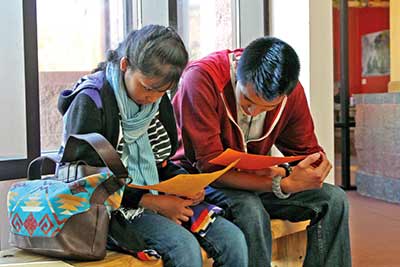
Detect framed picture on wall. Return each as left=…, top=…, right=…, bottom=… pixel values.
left=362, top=30, right=390, bottom=77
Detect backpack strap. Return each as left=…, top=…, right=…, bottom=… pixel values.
left=78, top=87, right=102, bottom=109
left=59, top=72, right=104, bottom=111
left=70, top=74, right=103, bottom=109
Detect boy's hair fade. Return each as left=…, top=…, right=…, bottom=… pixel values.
left=236, top=37, right=300, bottom=101
left=95, top=24, right=188, bottom=91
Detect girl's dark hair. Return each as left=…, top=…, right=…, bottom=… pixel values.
left=94, top=24, right=188, bottom=91
left=236, top=37, right=300, bottom=101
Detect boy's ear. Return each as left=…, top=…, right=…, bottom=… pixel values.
left=120, top=57, right=129, bottom=72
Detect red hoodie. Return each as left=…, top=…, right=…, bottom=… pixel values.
left=172, top=49, right=322, bottom=173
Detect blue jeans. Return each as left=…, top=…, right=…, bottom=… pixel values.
left=108, top=209, right=248, bottom=267
left=205, top=183, right=352, bottom=267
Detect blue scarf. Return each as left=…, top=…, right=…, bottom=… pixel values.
left=106, top=64, right=160, bottom=193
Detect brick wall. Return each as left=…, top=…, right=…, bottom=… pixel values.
left=354, top=93, right=400, bottom=203
left=39, top=71, right=88, bottom=151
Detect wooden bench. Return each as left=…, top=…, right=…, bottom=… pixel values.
left=0, top=219, right=309, bottom=267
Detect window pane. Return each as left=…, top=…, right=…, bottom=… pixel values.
left=37, top=0, right=125, bottom=152
left=141, top=0, right=168, bottom=27
left=177, top=0, right=233, bottom=60
left=0, top=0, right=27, bottom=160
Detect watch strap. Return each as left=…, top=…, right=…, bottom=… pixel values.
left=272, top=175, right=291, bottom=199
left=278, top=163, right=292, bottom=177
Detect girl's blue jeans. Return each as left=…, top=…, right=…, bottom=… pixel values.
left=108, top=208, right=248, bottom=267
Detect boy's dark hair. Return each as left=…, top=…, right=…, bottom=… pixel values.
left=94, top=24, right=188, bottom=91
left=236, top=37, right=300, bottom=101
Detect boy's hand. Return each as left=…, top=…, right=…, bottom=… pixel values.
left=281, top=152, right=332, bottom=193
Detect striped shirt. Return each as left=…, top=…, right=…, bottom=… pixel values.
left=117, top=111, right=172, bottom=165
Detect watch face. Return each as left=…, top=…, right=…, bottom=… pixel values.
left=280, top=163, right=292, bottom=177
left=287, top=165, right=293, bottom=176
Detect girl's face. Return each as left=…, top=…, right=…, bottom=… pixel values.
left=120, top=57, right=171, bottom=105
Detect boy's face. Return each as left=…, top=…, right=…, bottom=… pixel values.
left=235, top=81, right=285, bottom=116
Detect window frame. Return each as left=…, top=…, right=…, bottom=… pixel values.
left=0, top=0, right=40, bottom=181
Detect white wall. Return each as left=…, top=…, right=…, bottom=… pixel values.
left=0, top=0, right=27, bottom=160
left=309, top=0, right=335, bottom=184
left=271, top=0, right=335, bottom=184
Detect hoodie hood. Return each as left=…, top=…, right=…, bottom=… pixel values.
left=58, top=71, right=105, bottom=115
left=185, top=49, right=243, bottom=93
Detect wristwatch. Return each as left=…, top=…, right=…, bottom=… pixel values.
left=272, top=175, right=291, bottom=199
left=278, top=163, right=292, bottom=177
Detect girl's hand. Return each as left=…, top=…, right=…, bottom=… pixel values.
left=188, top=189, right=205, bottom=206
left=140, top=194, right=194, bottom=225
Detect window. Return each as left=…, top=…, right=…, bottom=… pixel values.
left=37, top=0, right=125, bottom=152
left=1, top=0, right=256, bottom=180
left=0, top=0, right=40, bottom=179
left=0, top=0, right=26, bottom=160
left=36, top=0, right=169, bottom=153
left=177, top=0, right=235, bottom=60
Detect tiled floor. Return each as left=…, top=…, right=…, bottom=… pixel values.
left=348, top=191, right=400, bottom=267
left=328, top=151, right=400, bottom=266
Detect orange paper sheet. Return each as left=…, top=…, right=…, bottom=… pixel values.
left=127, top=160, right=239, bottom=197
left=209, top=148, right=306, bottom=170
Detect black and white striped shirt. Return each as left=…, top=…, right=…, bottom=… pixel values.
left=117, top=111, right=172, bottom=164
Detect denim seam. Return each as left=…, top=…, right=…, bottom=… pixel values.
left=284, top=200, right=325, bottom=265
left=266, top=201, right=325, bottom=266
left=317, top=220, right=324, bottom=266
left=199, top=233, right=223, bottom=262
left=277, top=199, right=322, bottom=213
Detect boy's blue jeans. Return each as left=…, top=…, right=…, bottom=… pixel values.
left=205, top=183, right=352, bottom=267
